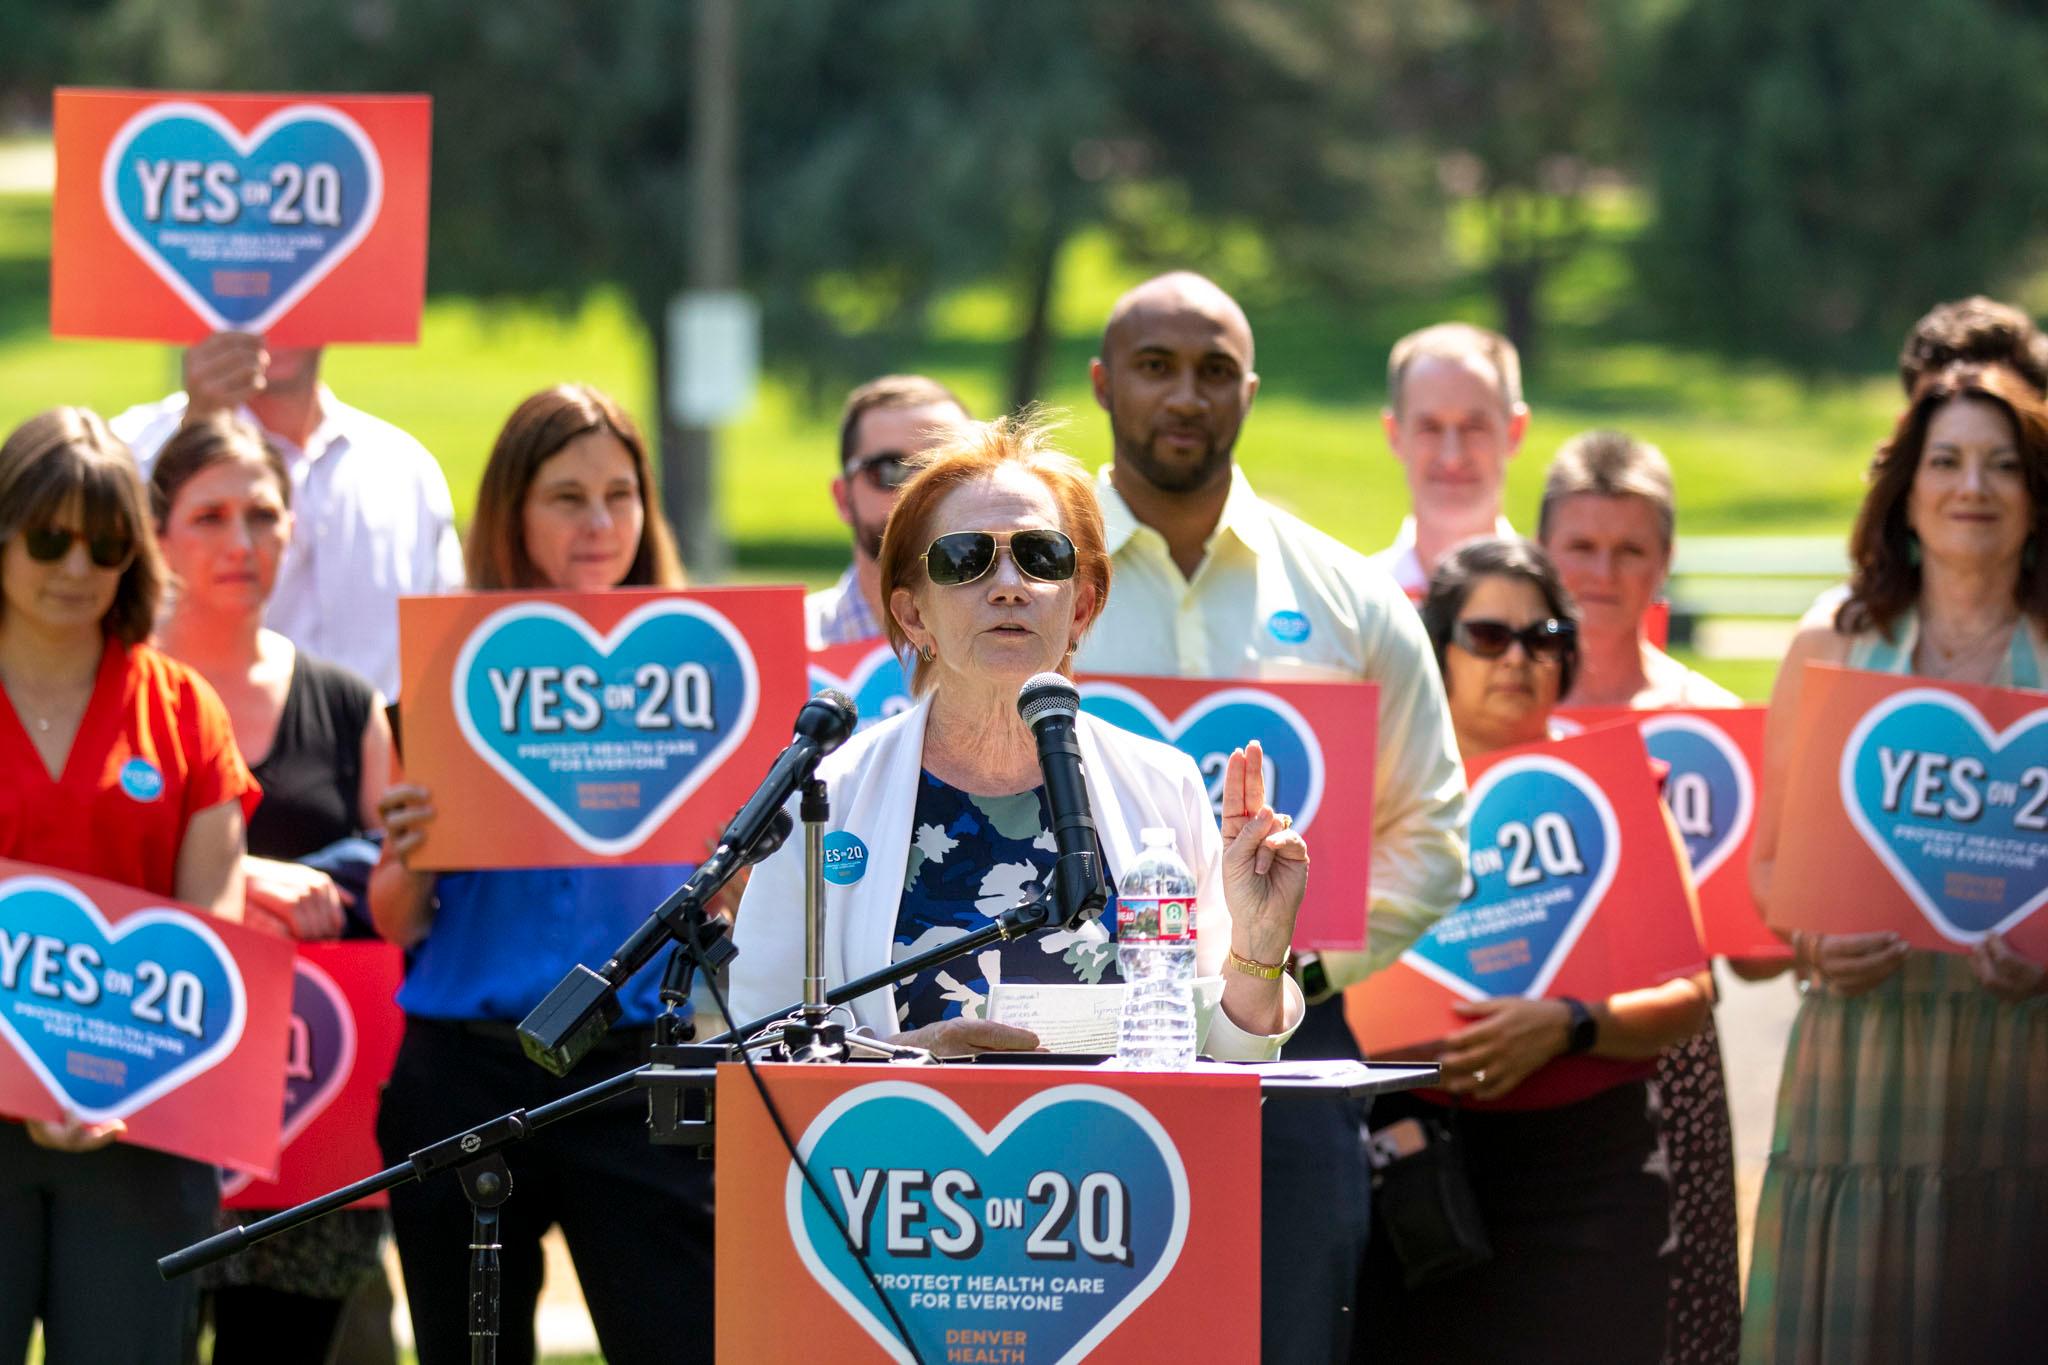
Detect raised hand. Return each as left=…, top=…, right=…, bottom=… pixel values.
left=1219, top=740, right=1308, bottom=969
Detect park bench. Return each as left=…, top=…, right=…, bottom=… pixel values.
left=1665, top=535, right=1847, bottom=659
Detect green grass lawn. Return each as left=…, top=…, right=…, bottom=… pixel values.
left=0, top=184, right=1891, bottom=700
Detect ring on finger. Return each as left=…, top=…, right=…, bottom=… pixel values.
left=1473, top=1069, right=1487, bottom=1085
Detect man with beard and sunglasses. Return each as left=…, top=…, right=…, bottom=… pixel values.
left=806, top=374, right=975, bottom=648
left=1074, top=271, right=1468, bottom=1362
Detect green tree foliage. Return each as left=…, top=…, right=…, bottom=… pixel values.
left=1639, top=0, right=2048, bottom=372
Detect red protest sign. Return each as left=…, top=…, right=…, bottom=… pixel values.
left=397, top=587, right=808, bottom=869
left=807, top=638, right=913, bottom=733
left=52, top=88, right=431, bottom=344
left=1075, top=673, right=1377, bottom=950
left=0, top=859, right=294, bottom=1174
left=716, top=1063, right=1261, bottom=1364
left=223, top=940, right=403, bottom=1209
left=1556, top=705, right=1782, bottom=960
left=1344, top=724, right=1706, bottom=1055
left=1772, top=665, right=2048, bottom=959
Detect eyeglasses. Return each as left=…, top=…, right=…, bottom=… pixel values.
left=18, top=526, right=135, bottom=570
left=846, top=450, right=920, bottom=490
left=921, top=529, right=1078, bottom=587
left=1452, top=617, right=1575, bottom=662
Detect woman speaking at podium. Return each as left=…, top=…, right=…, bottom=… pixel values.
left=728, top=413, right=1309, bottom=1058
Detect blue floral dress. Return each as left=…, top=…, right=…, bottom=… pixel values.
left=891, top=771, right=1122, bottom=1028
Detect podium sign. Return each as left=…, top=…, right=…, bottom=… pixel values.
left=717, top=1063, right=1261, bottom=1363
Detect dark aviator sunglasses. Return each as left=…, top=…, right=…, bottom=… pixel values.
left=1452, top=616, right=1576, bottom=661
left=18, top=526, right=135, bottom=570
left=847, top=449, right=920, bottom=490
left=921, top=529, right=1078, bottom=587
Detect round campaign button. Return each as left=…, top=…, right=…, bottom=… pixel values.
left=821, top=830, right=869, bottom=885
left=119, top=757, right=166, bottom=803
left=1266, top=609, right=1312, bottom=645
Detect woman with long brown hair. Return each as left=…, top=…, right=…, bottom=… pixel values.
left=369, top=385, right=709, bottom=1365
left=1744, top=364, right=2048, bottom=1363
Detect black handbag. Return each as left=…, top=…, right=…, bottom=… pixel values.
left=1367, top=1112, right=1494, bottom=1289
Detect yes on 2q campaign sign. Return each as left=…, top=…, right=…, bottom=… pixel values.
left=0, top=860, right=294, bottom=1174
left=810, top=639, right=915, bottom=733
left=1772, top=665, right=2048, bottom=959
left=398, top=588, right=807, bottom=869
left=1345, top=723, right=1706, bottom=1056
left=1556, top=706, right=1781, bottom=959
left=718, top=1065, right=1259, bottom=1364
left=52, top=89, right=431, bottom=344
left=1075, top=673, right=1378, bottom=951
left=224, top=941, right=404, bottom=1210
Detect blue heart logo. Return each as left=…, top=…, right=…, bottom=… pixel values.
left=221, top=955, right=354, bottom=1197
left=100, top=102, right=382, bottom=334
left=1402, top=755, right=1620, bottom=1000
left=1078, top=684, right=1324, bottom=829
left=808, top=644, right=913, bottom=732
left=1841, top=690, right=2048, bottom=941
left=0, top=875, right=246, bottom=1124
left=452, top=600, right=761, bottom=856
left=1642, top=715, right=1753, bottom=884
left=790, top=1081, right=1187, bottom=1365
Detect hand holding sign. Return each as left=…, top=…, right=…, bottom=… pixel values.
left=24, top=1110, right=126, bottom=1153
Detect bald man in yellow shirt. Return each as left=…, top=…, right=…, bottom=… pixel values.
left=1075, top=271, right=1468, bottom=1362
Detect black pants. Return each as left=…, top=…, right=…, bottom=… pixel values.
left=1357, top=1079, right=1673, bottom=1364
left=0, top=1122, right=218, bottom=1365
left=376, top=1020, right=716, bottom=1365
left=1262, top=996, right=1375, bottom=1363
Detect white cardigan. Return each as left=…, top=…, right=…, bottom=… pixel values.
left=727, top=694, right=1303, bottom=1059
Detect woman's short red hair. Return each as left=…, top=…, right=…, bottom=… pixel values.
left=877, top=411, right=1112, bottom=693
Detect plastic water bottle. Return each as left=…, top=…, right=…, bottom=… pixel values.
left=1115, top=827, right=1199, bottom=1069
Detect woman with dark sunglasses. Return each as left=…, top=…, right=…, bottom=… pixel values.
left=0, top=408, right=259, bottom=1365
left=730, top=412, right=1311, bottom=1060
left=1354, top=536, right=1712, bottom=1364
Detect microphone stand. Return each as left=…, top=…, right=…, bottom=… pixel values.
left=749, top=777, right=918, bottom=1064
left=159, top=880, right=1079, bottom=1297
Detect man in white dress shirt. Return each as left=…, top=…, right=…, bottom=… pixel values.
left=113, top=331, right=464, bottom=700
left=1366, top=322, right=1528, bottom=599
left=1075, top=271, right=1468, bottom=1362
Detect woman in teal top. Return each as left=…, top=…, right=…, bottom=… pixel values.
left=1745, top=364, right=2047, bottom=1365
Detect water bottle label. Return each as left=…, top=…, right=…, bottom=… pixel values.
left=1118, top=895, right=1196, bottom=944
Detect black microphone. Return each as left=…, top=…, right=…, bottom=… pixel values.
left=517, top=690, right=858, bottom=1075
left=1017, top=673, right=1109, bottom=930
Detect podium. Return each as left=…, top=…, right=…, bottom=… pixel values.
left=713, top=1058, right=1432, bottom=1364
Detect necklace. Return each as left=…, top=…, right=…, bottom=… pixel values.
left=0, top=669, right=93, bottom=737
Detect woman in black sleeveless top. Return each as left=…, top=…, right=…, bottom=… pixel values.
left=152, top=414, right=398, bottom=1364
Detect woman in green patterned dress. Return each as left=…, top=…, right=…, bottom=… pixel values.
left=1745, top=364, right=2048, bottom=1364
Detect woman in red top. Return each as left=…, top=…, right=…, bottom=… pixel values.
left=0, top=408, right=257, bottom=1365
left=1357, top=537, right=1712, bottom=1364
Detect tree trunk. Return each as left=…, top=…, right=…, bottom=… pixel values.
left=1493, top=258, right=1541, bottom=369
left=1007, top=221, right=1066, bottom=414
